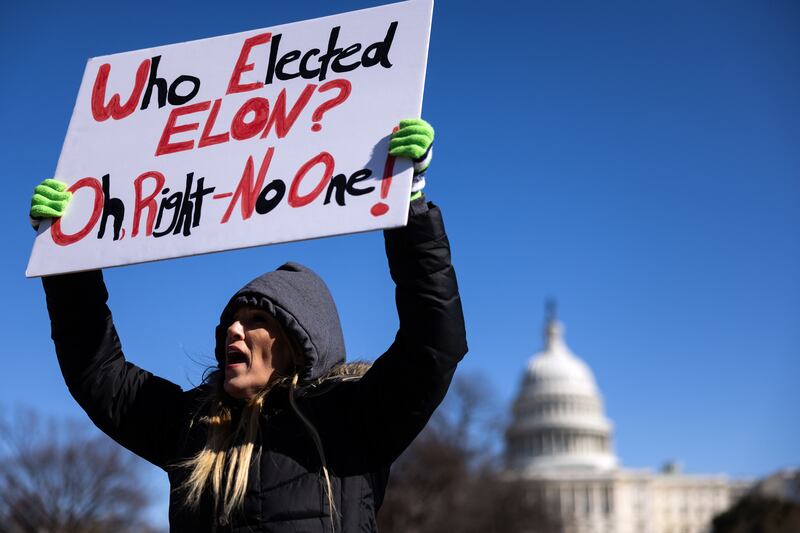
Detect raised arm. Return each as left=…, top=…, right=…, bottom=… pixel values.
left=316, top=121, right=468, bottom=468
left=358, top=197, right=467, bottom=463
left=34, top=180, right=186, bottom=468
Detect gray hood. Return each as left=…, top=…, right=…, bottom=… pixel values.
left=215, top=262, right=346, bottom=381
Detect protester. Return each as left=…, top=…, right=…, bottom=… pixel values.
left=31, top=119, right=468, bottom=532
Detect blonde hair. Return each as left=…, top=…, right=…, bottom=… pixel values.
left=176, top=369, right=273, bottom=519
left=176, top=368, right=341, bottom=528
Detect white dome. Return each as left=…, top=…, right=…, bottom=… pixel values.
left=506, top=311, right=618, bottom=473
left=524, top=321, right=599, bottom=397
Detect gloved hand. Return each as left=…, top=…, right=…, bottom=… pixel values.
left=389, top=118, right=434, bottom=201
left=30, top=178, right=71, bottom=230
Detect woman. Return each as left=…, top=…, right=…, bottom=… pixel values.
left=31, top=119, right=467, bottom=532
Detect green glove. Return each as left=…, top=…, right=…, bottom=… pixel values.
left=30, top=179, right=71, bottom=230
left=389, top=118, right=434, bottom=201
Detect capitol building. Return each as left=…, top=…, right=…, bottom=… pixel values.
left=505, top=307, right=747, bottom=533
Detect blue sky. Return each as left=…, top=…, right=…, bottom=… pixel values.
left=2, top=0, right=797, bottom=522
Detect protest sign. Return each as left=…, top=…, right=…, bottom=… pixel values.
left=26, top=0, right=433, bottom=277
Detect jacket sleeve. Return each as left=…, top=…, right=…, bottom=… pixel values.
left=333, top=199, right=468, bottom=467
left=42, top=270, right=186, bottom=469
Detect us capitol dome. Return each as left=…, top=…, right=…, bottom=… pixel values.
left=504, top=303, right=747, bottom=533
left=506, top=305, right=617, bottom=473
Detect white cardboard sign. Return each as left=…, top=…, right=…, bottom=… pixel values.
left=26, top=0, right=433, bottom=277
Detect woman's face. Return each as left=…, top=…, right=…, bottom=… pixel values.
left=223, top=306, right=293, bottom=401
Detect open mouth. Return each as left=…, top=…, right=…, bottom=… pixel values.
left=226, top=350, right=248, bottom=366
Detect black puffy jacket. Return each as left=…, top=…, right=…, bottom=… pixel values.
left=42, top=201, right=467, bottom=532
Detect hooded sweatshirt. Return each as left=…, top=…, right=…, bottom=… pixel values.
left=215, top=261, right=346, bottom=382
left=42, top=200, right=467, bottom=532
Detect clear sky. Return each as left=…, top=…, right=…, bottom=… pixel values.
left=2, top=0, right=797, bottom=523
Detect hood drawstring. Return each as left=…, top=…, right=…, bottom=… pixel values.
left=289, top=374, right=338, bottom=531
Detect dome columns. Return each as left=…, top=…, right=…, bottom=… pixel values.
left=506, top=305, right=618, bottom=473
